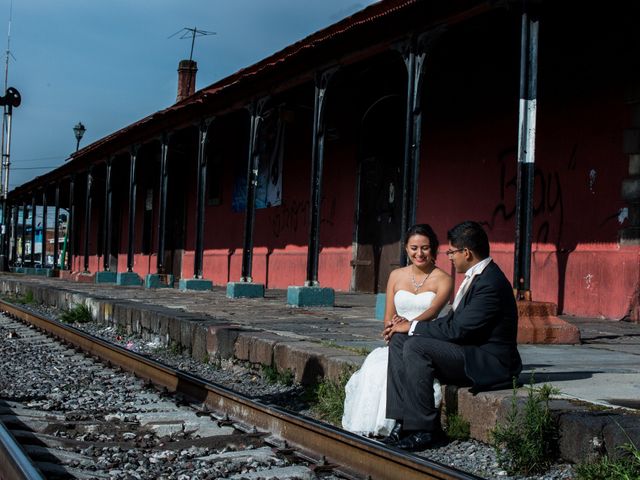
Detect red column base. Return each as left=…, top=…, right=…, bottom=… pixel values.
left=71, top=271, right=96, bottom=283
left=517, top=300, right=581, bottom=344
left=59, top=270, right=75, bottom=281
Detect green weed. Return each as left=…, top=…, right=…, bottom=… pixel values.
left=307, top=370, right=351, bottom=426
left=576, top=443, right=640, bottom=480
left=59, top=304, right=92, bottom=324
left=169, top=342, right=184, bottom=355
left=15, top=291, right=35, bottom=305
left=446, top=413, right=470, bottom=441
left=491, top=379, right=559, bottom=476
left=262, top=364, right=294, bottom=386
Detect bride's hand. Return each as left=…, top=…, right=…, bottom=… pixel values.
left=383, top=318, right=410, bottom=342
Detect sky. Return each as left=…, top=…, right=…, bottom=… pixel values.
left=0, top=0, right=377, bottom=191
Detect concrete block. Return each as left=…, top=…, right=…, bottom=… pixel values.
left=206, top=324, right=241, bottom=359
left=168, top=315, right=182, bottom=345
left=179, top=278, right=213, bottom=291
left=145, top=273, right=174, bottom=289
left=95, top=271, right=117, bottom=284
left=602, top=415, right=640, bottom=459
left=116, top=271, right=142, bottom=286
left=226, top=281, right=264, bottom=298
left=557, top=412, right=608, bottom=463
left=375, top=293, right=386, bottom=320
left=272, top=341, right=350, bottom=385
left=179, top=319, right=196, bottom=352
left=287, top=286, right=335, bottom=307
left=102, top=302, right=114, bottom=323
left=234, top=331, right=282, bottom=365
left=457, top=388, right=513, bottom=443
left=190, top=324, right=210, bottom=362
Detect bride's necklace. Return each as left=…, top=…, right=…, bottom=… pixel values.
left=411, top=268, right=432, bottom=293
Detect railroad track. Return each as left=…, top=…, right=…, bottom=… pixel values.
left=0, top=299, right=483, bottom=480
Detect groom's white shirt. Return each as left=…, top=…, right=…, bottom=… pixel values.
left=408, top=256, right=493, bottom=336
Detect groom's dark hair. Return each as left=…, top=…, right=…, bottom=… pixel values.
left=447, top=221, right=490, bottom=259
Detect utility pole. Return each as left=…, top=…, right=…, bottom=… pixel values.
left=0, top=86, right=21, bottom=270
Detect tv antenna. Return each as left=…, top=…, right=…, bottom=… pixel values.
left=169, top=26, right=216, bottom=63
left=169, top=27, right=215, bottom=98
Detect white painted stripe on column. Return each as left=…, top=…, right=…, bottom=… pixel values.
left=525, top=98, right=537, bottom=164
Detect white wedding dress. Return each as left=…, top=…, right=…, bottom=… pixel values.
left=342, top=290, right=443, bottom=436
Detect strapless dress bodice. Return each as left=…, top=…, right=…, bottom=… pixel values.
left=394, top=290, right=436, bottom=321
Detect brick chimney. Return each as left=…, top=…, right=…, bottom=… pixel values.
left=176, top=59, right=198, bottom=102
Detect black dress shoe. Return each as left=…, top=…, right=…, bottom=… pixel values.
left=395, top=430, right=446, bottom=451
left=381, top=422, right=403, bottom=445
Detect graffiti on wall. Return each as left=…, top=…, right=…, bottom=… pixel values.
left=484, top=145, right=568, bottom=246
left=268, top=196, right=336, bottom=239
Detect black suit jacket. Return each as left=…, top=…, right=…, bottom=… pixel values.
left=413, top=260, right=522, bottom=387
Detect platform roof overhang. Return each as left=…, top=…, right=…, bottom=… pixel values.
left=9, top=0, right=491, bottom=199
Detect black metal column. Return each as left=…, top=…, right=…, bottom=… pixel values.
left=398, top=31, right=440, bottom=265
left=41, top=190, right=47, bottom=267
left=53, top=183, right=60, bottom=269
left=30, top=194, right=36, bottom=266
left=305, top=68, right=337, bottom=286
left=156, top=136, right=169, bottom=274
left=126, top=147, right=139, bottom=272
left=194, top=119, right=212, bottom=278
left=241, top=99, right=267, bottom=282
left=103, top=158, right=113, bottom=271
left=83, top=168, right=93, bottom=272
left=11, top=204, right=18, bottom=265
left=67, top=175, right=75, bottom=270
left=20, top=200, right=26, bottom=266
left=513, top=9, right=539, bottom=300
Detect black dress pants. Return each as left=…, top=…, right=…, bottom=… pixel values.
left=386, top=333, right=472, bottom=431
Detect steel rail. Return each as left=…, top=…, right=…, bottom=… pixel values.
left=0, top=421, right=45, bottom=480
left=0, top=299, right=483, bottom=480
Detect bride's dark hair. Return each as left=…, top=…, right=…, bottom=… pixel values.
left=404, top=224, right=439, bottom=257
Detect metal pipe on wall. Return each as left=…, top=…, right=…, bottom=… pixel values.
left=41, top=190, right=47, bottom=267
left=126, top=147, right=139, bottom=272
left=103, top=158, right=113, bottom=272
left=53, top=184, right=60, bottom=269
left=83, top=168, right=93, bottom=272
left=306, top=68, right=337, bottom=286
left=67, top=175, right=75, bottom=270
left=156, top=136, right=169, bottom=274
left=194, top=119, right=212, bottom=279
left=240, top=99, right=266, bottom=282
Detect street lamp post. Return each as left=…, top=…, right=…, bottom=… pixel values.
left=73, top=122, right=86, bottom=152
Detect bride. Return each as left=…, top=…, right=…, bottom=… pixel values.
left=342, top=224, right=453, bottom=436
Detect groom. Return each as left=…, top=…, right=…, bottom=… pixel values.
left=382, top=221, right=522, bottom=451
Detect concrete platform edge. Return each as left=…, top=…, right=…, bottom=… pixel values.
left=0, top=275, right=637, bottom=464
